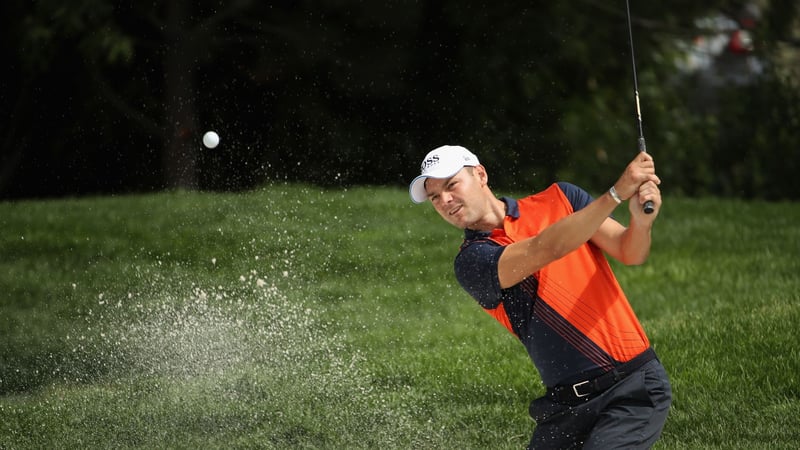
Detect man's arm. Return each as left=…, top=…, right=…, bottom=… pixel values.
left=591, top=178, right=662, bottom=265
left=497, top=153, right=659, bottom=289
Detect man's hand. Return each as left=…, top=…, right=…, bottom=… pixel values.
left=613, top=153, right=660, bottom=201
left=629, top=179, right=661, bottom=219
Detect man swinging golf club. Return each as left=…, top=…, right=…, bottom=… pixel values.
left=409, top=145, right=671, bottom=449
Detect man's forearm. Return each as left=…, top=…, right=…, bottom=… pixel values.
left=619, top=218, right=652, bottom=265
left=497, top=191, right=620, bottom=288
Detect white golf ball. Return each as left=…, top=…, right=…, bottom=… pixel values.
left=202, top=131, right=220, bottom=149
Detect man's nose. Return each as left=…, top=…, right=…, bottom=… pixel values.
left=440, top=190, right=454, bottom=204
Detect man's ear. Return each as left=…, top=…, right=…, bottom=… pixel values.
left=474, top=164, right=488, bottom=186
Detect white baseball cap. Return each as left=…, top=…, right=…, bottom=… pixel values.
left=408, top=145, right=480, bottom=203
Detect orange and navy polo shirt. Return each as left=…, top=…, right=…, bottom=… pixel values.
left=454, top=182, right=650, bottom=388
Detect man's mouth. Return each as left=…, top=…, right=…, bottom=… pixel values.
left=449, top=205, right=462, bottom=216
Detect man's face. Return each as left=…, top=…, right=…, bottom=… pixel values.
left=424, top=166, right=485, bottom=229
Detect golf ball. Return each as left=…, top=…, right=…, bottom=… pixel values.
left=202, top=131, right=219, bottom=149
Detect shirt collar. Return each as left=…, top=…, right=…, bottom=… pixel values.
left=501, top=196, right=520, bottom=219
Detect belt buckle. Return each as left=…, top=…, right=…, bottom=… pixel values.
left=572, top=380, right=591, bottom=398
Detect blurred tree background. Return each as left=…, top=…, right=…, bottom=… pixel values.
left=0, top=0, right=797, bottom=200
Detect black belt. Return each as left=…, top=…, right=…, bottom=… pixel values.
left=547, top=348, right=657, bottom=405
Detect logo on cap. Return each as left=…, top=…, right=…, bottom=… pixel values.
left=420, top=155, right=440, bottom=173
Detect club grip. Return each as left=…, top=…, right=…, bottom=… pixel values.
left=638, top=137, right=655, bottom=214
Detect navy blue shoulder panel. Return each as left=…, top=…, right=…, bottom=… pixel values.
left=556, top=181, right=593, bottom=212
left=454, top=238, right=505, bottom=309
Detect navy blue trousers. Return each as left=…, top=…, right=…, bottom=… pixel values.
left=527, top=359, right=672, bottom=449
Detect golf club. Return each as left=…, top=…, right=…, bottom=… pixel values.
left=625, top=0, right=655, bottom=214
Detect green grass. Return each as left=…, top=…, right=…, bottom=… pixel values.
left=1, top=185, right=799, bottom=449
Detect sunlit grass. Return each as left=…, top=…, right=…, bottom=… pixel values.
left=1, top=187, right=799, bottom=448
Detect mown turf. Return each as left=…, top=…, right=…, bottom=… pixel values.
left=1, top=186, right=798, bottom=449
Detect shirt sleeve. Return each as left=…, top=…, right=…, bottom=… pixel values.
left=454, top=240, right=505, bottom=309
left=556, top=181, right=593, bottom=212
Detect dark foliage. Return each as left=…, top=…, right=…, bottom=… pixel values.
left=1, top=0, right=797, bottom=199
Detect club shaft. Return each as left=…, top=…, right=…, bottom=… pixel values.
left=626, top=0, right=654, bottom=214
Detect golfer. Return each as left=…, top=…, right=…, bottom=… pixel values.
left=409, top=145, right=671, bottom=449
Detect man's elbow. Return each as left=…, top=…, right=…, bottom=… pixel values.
left=621, top=253, right=649, bottom=266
